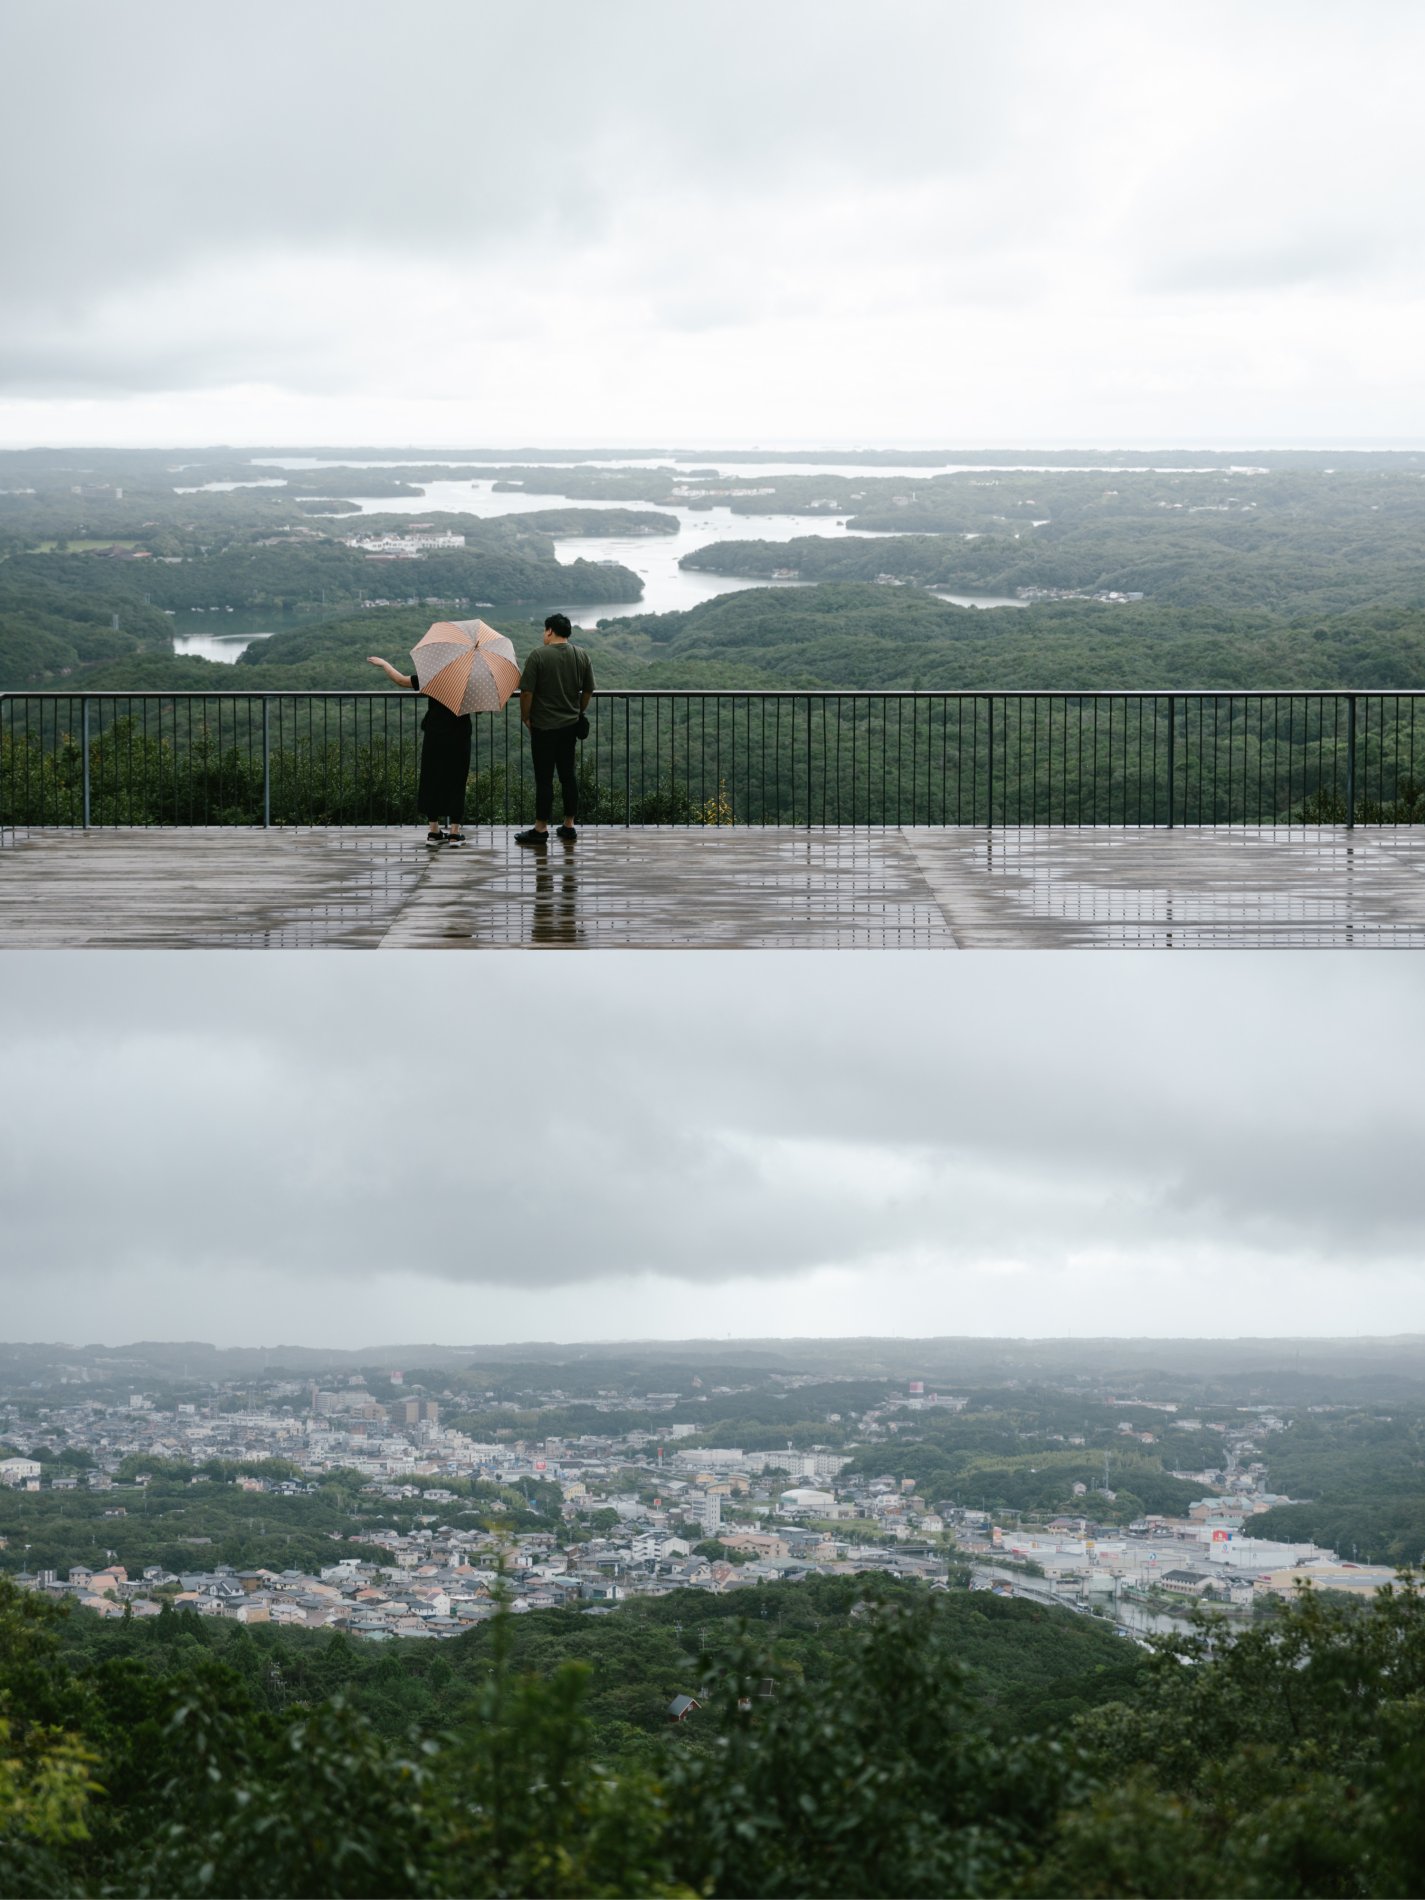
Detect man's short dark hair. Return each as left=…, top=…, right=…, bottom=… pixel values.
left=544, top=612, right=572, bottom=638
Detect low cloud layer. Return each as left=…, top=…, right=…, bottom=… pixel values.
left=2, top=1, right=1423, bottom=442
left=1, top=955, right=1420, bottom=1346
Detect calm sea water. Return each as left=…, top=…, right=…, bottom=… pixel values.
left=168, top=607, right=328, bottom=663
left=188, top=455, right=1035, bottom=660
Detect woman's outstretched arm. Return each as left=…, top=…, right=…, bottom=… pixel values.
left=367, top=656, right=414, bottom=687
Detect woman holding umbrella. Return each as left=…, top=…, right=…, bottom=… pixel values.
left=368, top=619, right=521, bottom=847
left=367, top=650, right=470, bottom=846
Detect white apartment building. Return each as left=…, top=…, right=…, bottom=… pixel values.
left=742, top=1451, right=851, bottom=1482
left=345, top=533, right=466, bottom=555
left=686, top=1494, right=722, bottom=1536
left=674, top=1448, right=746, bottom=1472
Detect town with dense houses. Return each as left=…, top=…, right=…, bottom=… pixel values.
left=0, top=1367, right=1398, bottom=1643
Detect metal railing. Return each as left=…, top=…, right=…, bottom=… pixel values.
left=2, top=690, right=1423, bottom=828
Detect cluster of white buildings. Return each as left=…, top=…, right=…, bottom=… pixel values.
left=1014, top=585, right=1147, bottom=603
left=978, top=1512, right=1397, bottom=1609
left=344, top=531, right=466, bottom=557
left=667, top=485, right=775, bottom=501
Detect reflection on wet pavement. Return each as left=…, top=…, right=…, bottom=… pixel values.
left=379, top=829, right=955, bottom=949
left=1, top=824, right=1422, bottom=948
left=902, top=827, right=1425, bottom=947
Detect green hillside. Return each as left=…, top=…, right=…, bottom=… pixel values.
left=5, top=1569, right=1425, bottom=1896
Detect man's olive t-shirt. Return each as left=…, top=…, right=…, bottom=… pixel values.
left=520, top=641, right=594, bottom=730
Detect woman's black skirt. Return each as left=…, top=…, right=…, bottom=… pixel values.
left=417, top=709, right=473, bottom=821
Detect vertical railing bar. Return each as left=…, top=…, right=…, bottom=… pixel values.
left=715, top=691, right=725, bottom=825
left=895, top=696, right=902, bottom=828
left=81, top=696, right=91, bottom=829
left=1166, top=694, right=1175, bottom=830
left=1255, top=697, right=1263, bottom=825
left=881, top=692, right=888, bottom=827
left=1154, top=694, right=1161, bottom=827
left=936, top=694, right=945, bottom=828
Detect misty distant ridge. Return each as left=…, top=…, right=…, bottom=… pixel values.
left=7, top=1333, right=1425, bottom=1389
left=8, top=444, right=1420, bottom=461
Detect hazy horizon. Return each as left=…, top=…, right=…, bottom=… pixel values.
left=7, top=1329, right=1425, bottom=1353
left=9, top=436, right=1425, bottom=453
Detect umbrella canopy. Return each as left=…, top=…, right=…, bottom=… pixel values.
left=411, top=619, right=521, bottom=715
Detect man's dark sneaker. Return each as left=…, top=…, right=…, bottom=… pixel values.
left=557, top=824, right=578, bottom=843
left=425, top=831, right=443, bottom=849
left=445, top=831, right=467, bottom=847
left=514, top=827, right=548, bottom=848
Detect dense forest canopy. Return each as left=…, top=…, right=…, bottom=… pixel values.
left=1238, top=1409, right=1425, bottom=1565
left=5, top=1570, right=1425, bottom=1896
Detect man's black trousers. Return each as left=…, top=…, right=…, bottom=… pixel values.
left=529, top=722, right=580, bottom=823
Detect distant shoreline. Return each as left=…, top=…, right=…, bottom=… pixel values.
left=5, top=440, right=1425, bottom=457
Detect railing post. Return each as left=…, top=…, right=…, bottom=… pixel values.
left=624, top=698, right=632, bottom=827
left=262, top=697, right=272, bottom=828
left=985, top=695, right=994, bottom=828
left=805, top=695, right=813, bottom=829
left=1345, top=694, right=1357, bottom=830
left=81, top=696, right=91, bottom=830
left=1166, top=695, right=1175, bottom=829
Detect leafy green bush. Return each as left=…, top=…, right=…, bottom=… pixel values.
left=5, top=1554, right=1425, bottom=1894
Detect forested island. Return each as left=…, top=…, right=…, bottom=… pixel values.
left=67, top=582, right=1414, bottom=699
left=680, top=463, right=1425, bottom=614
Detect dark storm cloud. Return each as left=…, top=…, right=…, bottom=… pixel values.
left=0, top=956, right=1419, bottom=1306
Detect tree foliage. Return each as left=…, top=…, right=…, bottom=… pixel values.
left=5, top=1570, right=1425, bottom=1896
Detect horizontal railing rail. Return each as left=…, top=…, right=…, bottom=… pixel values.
left=3, top=690, right=1423, bottom=829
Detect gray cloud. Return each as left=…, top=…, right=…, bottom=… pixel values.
left=0, top=1, right=1003, bottom=312
left=0, top=955, right=1419, bottom=1340
left=1141, top=230, right=1400, bottom=298
left=5, top=0, right=1423, bottom=433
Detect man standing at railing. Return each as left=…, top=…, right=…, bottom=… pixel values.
left=514, top=612, right=594, bottom=848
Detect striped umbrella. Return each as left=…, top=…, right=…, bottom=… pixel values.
left=411, top=618, right=521, bottom=715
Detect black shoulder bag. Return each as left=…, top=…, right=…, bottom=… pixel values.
left=573, top=646, right=591, bottom=740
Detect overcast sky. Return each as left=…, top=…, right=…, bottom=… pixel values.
left=2, top=0, right=1424, bottom=448
left=2, top=953, right=1420, bottom=1349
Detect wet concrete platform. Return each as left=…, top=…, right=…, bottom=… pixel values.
left=1, top=825, right=1422, bottom=949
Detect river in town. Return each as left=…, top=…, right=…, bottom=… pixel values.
left=968, top=1563, right=1239, bottom=1643
left=1110, top=1598, right=1207, bottom=1638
